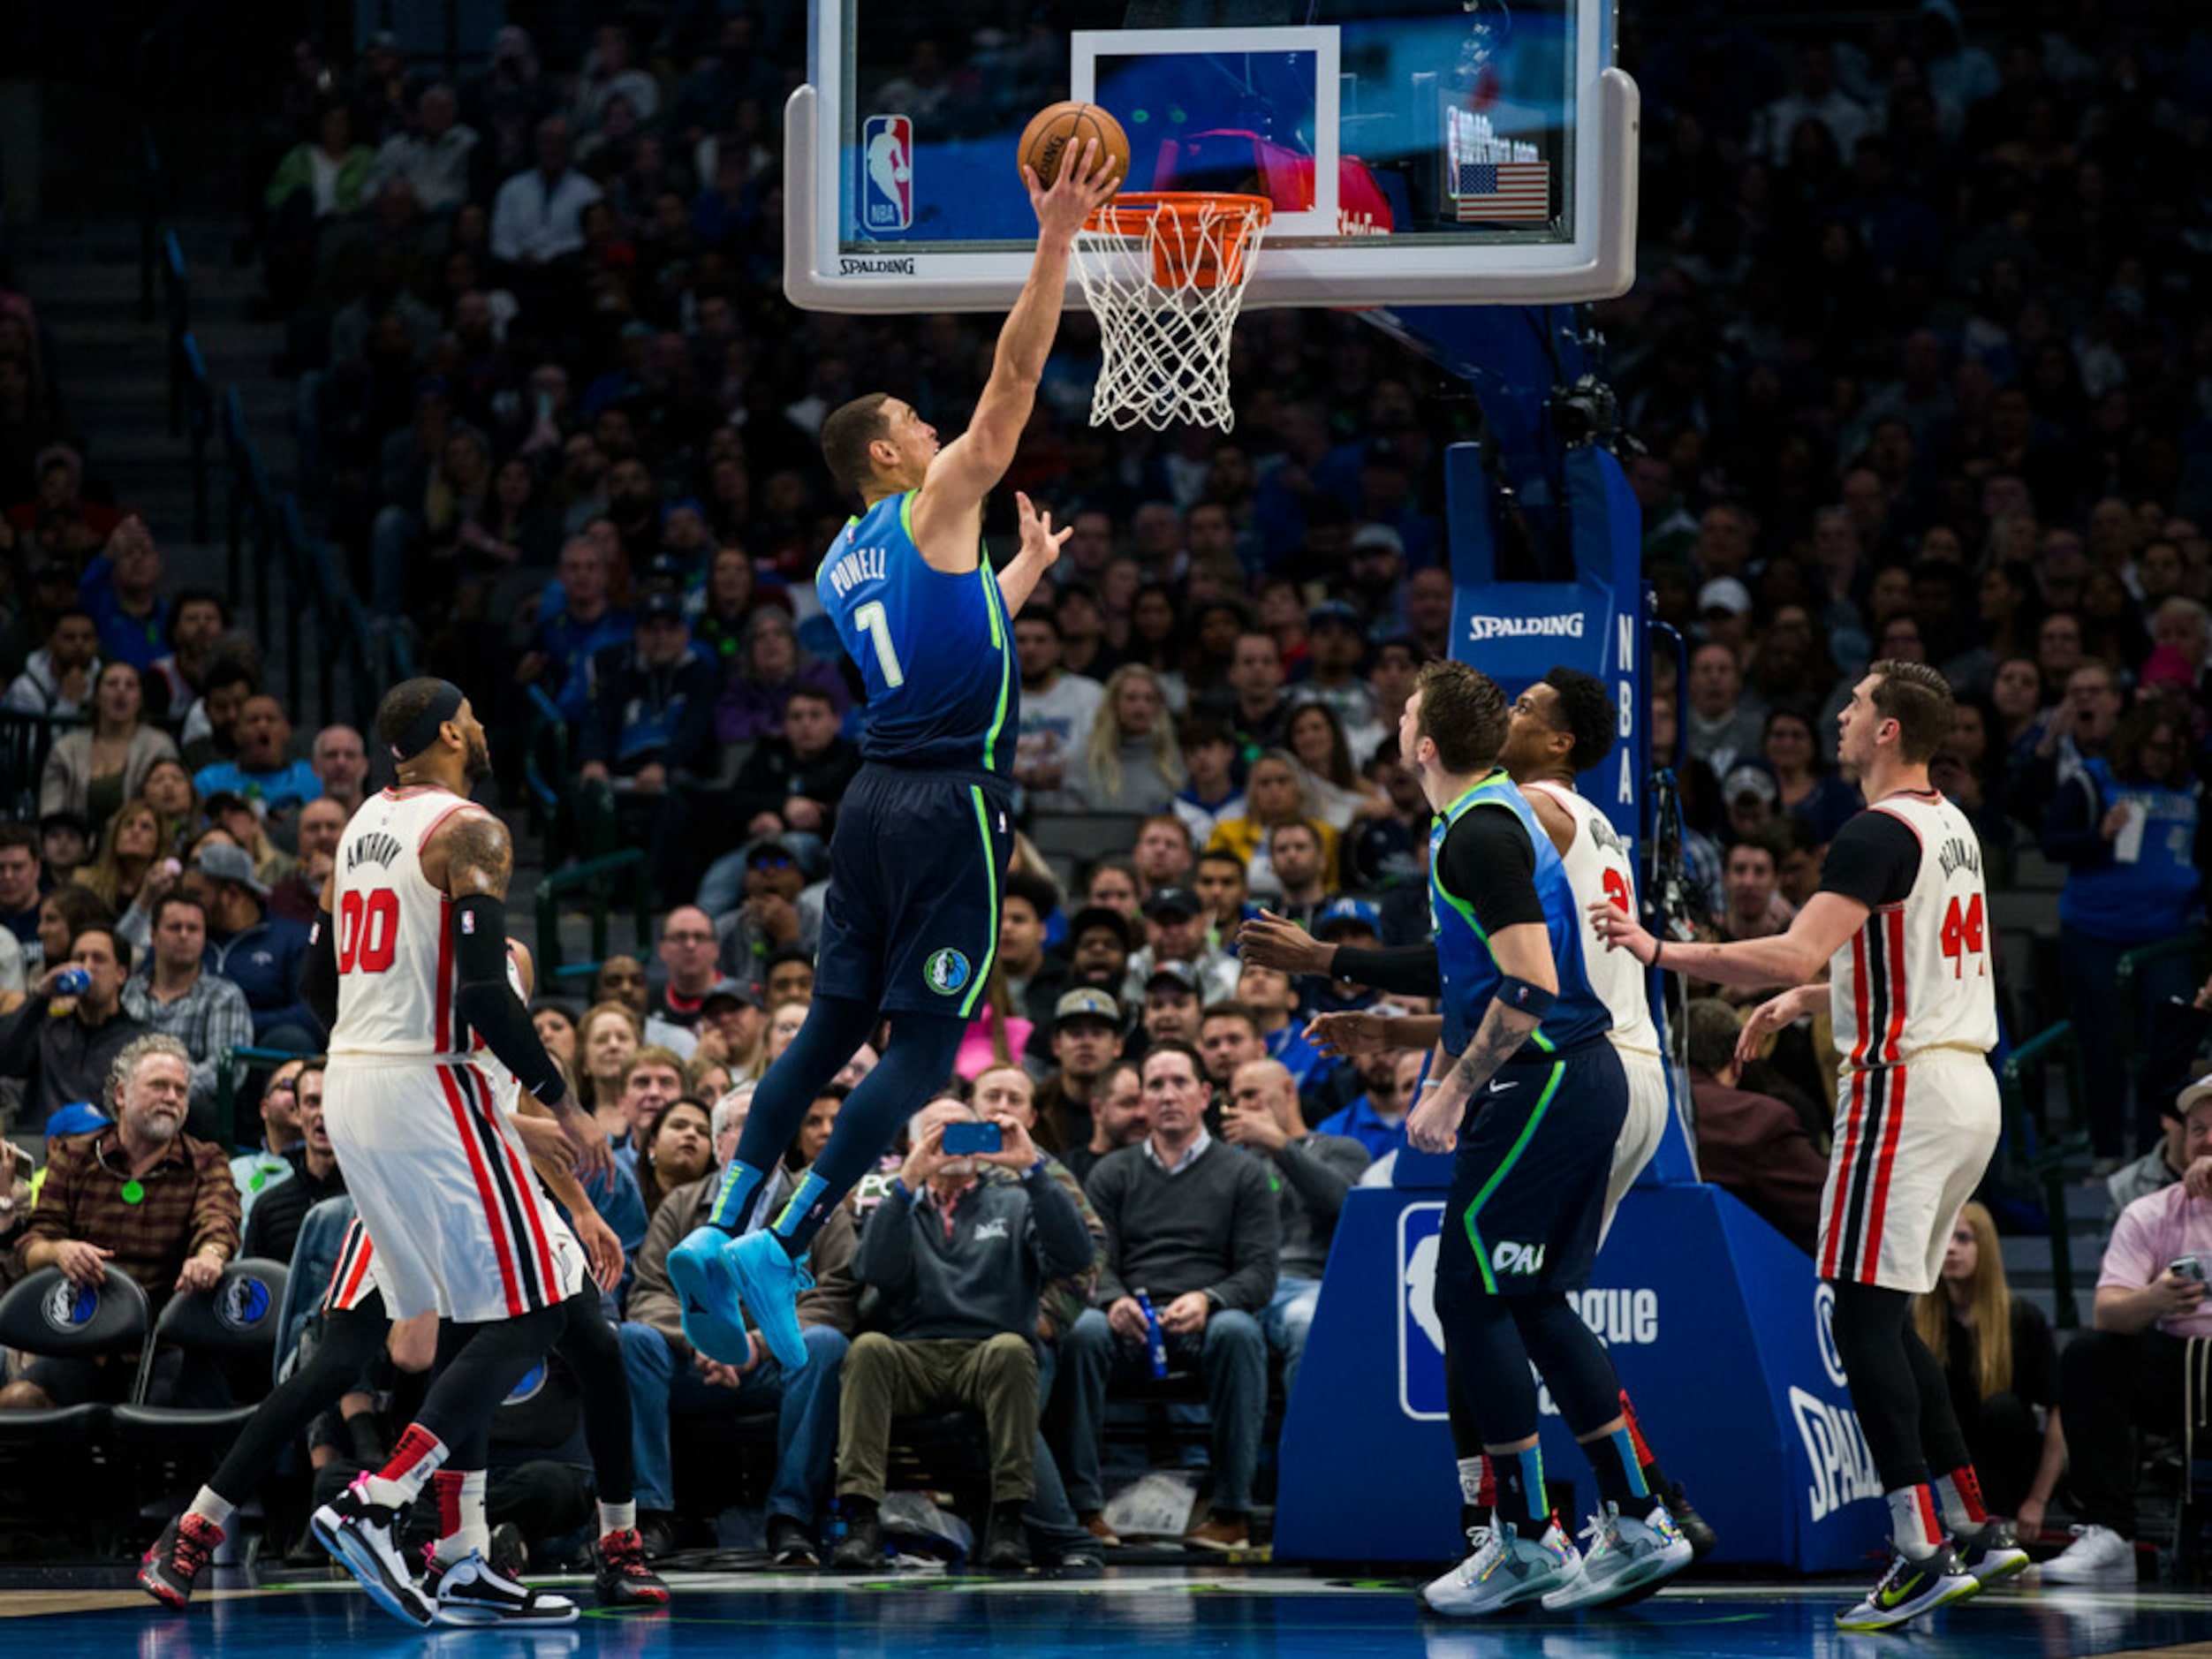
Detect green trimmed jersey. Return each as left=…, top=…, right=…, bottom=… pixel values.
left=817, top=490, right=1016, bottom=776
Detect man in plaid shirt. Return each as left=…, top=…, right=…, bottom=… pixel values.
left=2, top=1034, right=240, bottom=1410
left=121, top=895, right=254, bottom=1134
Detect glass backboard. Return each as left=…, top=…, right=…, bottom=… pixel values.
left=787, top=0, right=1637, bottom=314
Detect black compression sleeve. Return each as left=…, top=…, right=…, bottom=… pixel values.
left=301, top=911, right=340, bottom=1031
left=1328, top=942, right=1442, bottom=996
left=451, top=894, right=569, bottom=1107
left=1443, top=807, right=1547, bottom=934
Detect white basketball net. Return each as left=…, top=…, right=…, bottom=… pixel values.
left=1072, top=194, right=1271, bottom=433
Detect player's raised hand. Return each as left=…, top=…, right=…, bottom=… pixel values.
left=578, top=1207, right=625, bottom=1292
left=1304, top=1011, right=1394, bottom=1058
left=557, top=1100, right=616, bottom=1183
left=1015, top=491, right=1072, bottom=571
left=1024, top=137, right=1122, bottom=240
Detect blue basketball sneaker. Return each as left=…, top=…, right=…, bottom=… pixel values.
left=724, top=1229, right=814, bottom=1371
left=665, top=1225, right=754, bottom=1367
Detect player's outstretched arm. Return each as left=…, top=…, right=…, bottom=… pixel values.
left=917, top=142, right=1121, bottom=528
left=1590, top=890, right=1865, bottom=992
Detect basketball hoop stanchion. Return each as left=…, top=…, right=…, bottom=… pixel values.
left=1072, top=193, right=1272, bottom=432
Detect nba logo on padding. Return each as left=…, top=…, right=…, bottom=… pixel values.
left=861, top=115, right=913, bottom=232
left=1397, top=1202, right=1447, bottom=1420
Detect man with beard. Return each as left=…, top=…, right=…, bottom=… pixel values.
left=299, top=678, right=612, bottom=1627
left=2, top=1034, right=239, bottom=1407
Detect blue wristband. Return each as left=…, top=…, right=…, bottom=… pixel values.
left=1495, top=976, right=1557, bottom=1021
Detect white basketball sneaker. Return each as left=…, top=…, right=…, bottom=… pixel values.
left=2037, top=1524, right=2135, bottom=1585
left=1542, top=1503, right=1694, bottom=1610
left=1420, top=1517, right=1585, bottom=1617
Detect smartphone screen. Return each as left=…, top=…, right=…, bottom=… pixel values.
left=942, top=1121, right=1004, bottom=1156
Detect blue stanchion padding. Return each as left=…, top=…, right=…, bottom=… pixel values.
left=1274, top=1181, right=1884, bottom=1570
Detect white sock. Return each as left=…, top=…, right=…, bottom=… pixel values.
left=1885, top=1483, right=1942, bottom=1560
left=1457, top=1458, right=1486, bottom=1504
left=600, top=1499, right=637, bottom=1536
left=186, top=1488, right=234, bottom=1531
left=430, top=1469, right=490, bottom=1570
left=359, top=1424, right=449, bottom=1509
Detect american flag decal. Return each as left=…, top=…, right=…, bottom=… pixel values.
left=1452, top=160, right=1549, bottom=223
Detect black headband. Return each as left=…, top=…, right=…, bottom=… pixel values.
left=390, top=680, right=466, bottom=764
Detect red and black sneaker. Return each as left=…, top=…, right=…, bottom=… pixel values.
left=595, top=1528, right=671, bottom=1609
left=139, top=1513, right=225, bottom=1610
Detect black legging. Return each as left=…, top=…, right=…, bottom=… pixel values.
left=215, top=1290, right=629, bottom=1511
left=728, top=993, right=966, bottom=1248
left=1448, top=1290, right=1625, bottom=1447
left=1828, top=1279, right=1972, bottom=1492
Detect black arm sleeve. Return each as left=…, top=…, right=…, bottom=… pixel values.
left=301, top=911, right=340, bottom=1032
left=1327, top=942, right=1441, bottom=996
left=451, top=895, right=570, bottom=1108
left=1817, top=811, right=1922, bottom=910
left=1442, top=806, right=1548, bottom=934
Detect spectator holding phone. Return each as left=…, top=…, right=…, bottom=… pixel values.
left=2043, top=1073, right=2212, bottom=1581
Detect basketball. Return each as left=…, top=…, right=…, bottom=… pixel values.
left=1017, top=101, right=1130, bottom=192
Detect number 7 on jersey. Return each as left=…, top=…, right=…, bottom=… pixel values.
left=854, top=600, right=905, bottom=688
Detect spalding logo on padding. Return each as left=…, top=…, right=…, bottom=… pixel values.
left=42, top=1279, right=99, bottom=1332
left=219, top=1276, right=272, bottom=1330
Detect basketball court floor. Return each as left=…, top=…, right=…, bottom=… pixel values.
left=3, top=1566, right=2208, bottom=1659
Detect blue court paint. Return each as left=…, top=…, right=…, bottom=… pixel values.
left=6, top=1571, right=2206, bottom=1658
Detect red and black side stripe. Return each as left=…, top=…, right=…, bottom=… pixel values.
left=451, top=1065, right=557, bottom=1311
left=324, top=1217, right=375, bottom=1312
left=1829, top=1064, right=1895, bottom=1282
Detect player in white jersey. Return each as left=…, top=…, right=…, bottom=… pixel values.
left=299, top=679, right=610, bottom=1629
left=1502, top=670, right=1670, bottom=1239
left=142, top=944, right=669, bottom=1616
left=1593, top=661, right=2026, bottom=1632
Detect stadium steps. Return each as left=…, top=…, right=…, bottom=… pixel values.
left=11, top=216, right=294, bottom=671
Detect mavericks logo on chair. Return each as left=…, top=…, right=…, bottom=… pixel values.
left=42, top=1278, right=100, bottom=1333
left=924, top=949, right=971, bottom=996
left=218, top=1275, right=272, bottom=1330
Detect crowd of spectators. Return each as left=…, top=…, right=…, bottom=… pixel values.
left=6, top=0, right=2212, bottom=1572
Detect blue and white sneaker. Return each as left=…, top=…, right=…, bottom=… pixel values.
left=1420, top=1518, right=1584, bottom=1617
left=723, top=1229, right=814, bottom=1371
left=1542, top=1504, right=1693, bottom=1610
left=665, top=1224, right=753, bottom=1366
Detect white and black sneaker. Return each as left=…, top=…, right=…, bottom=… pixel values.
left=309, top=1479, right=435, bottom=1628
left=426, top=1551, right=580, bottom=1626
left=1542, top=1504, right=1693, bottom=1610
left=1420, top=1518, right=1584, bottom=1617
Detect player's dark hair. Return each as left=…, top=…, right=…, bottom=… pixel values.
left=1004, top=869, right=1062, bottom=924
left=820, top=392, right=891, bottom=498
left=164, top=587, right=228, bottom=650
left=1014, top=605, right=1063, bottom=640
left=784, top=684, right=839, bottom=714
left=375, top=678, right=461, bottom=761
left=1414, top=659, right=1508, bottom=775
left=1866, top=658, right=1953, bottom=763
left=1541, top=665, right=1617, bottom=774
left=1196, top=847, right=1246, bottom=877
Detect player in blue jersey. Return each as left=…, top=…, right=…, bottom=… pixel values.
left=1390, top=662, right=1693, bottom=1616
left=665, top=140, right=1123, bottom=1377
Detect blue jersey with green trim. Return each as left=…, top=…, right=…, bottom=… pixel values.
left=817, top=491, right=1016, bottom=776
left=1429, top=773, right=1610, bottom=1057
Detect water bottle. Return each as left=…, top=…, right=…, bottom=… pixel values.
left=1134, top=1288, right=1169, bottom=1379
left=53, top=968, right=91, bottom=997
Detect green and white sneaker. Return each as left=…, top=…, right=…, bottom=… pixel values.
left=1954, top=1519, right=2031, bottom=1586
left=1421, top=1518, right=1584, bottom=1617
left=1542, top=1503, right=1694, bottom=1610
left=1834, top=1542, right=1980, bottom=1632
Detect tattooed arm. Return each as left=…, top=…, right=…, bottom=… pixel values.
left=1402, top=920, right=1555, bottom=1154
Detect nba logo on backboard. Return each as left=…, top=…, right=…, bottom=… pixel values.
left=1397, top=1202, right=1448, bottom=1420
left=861, top=115, right=913, bottom=232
